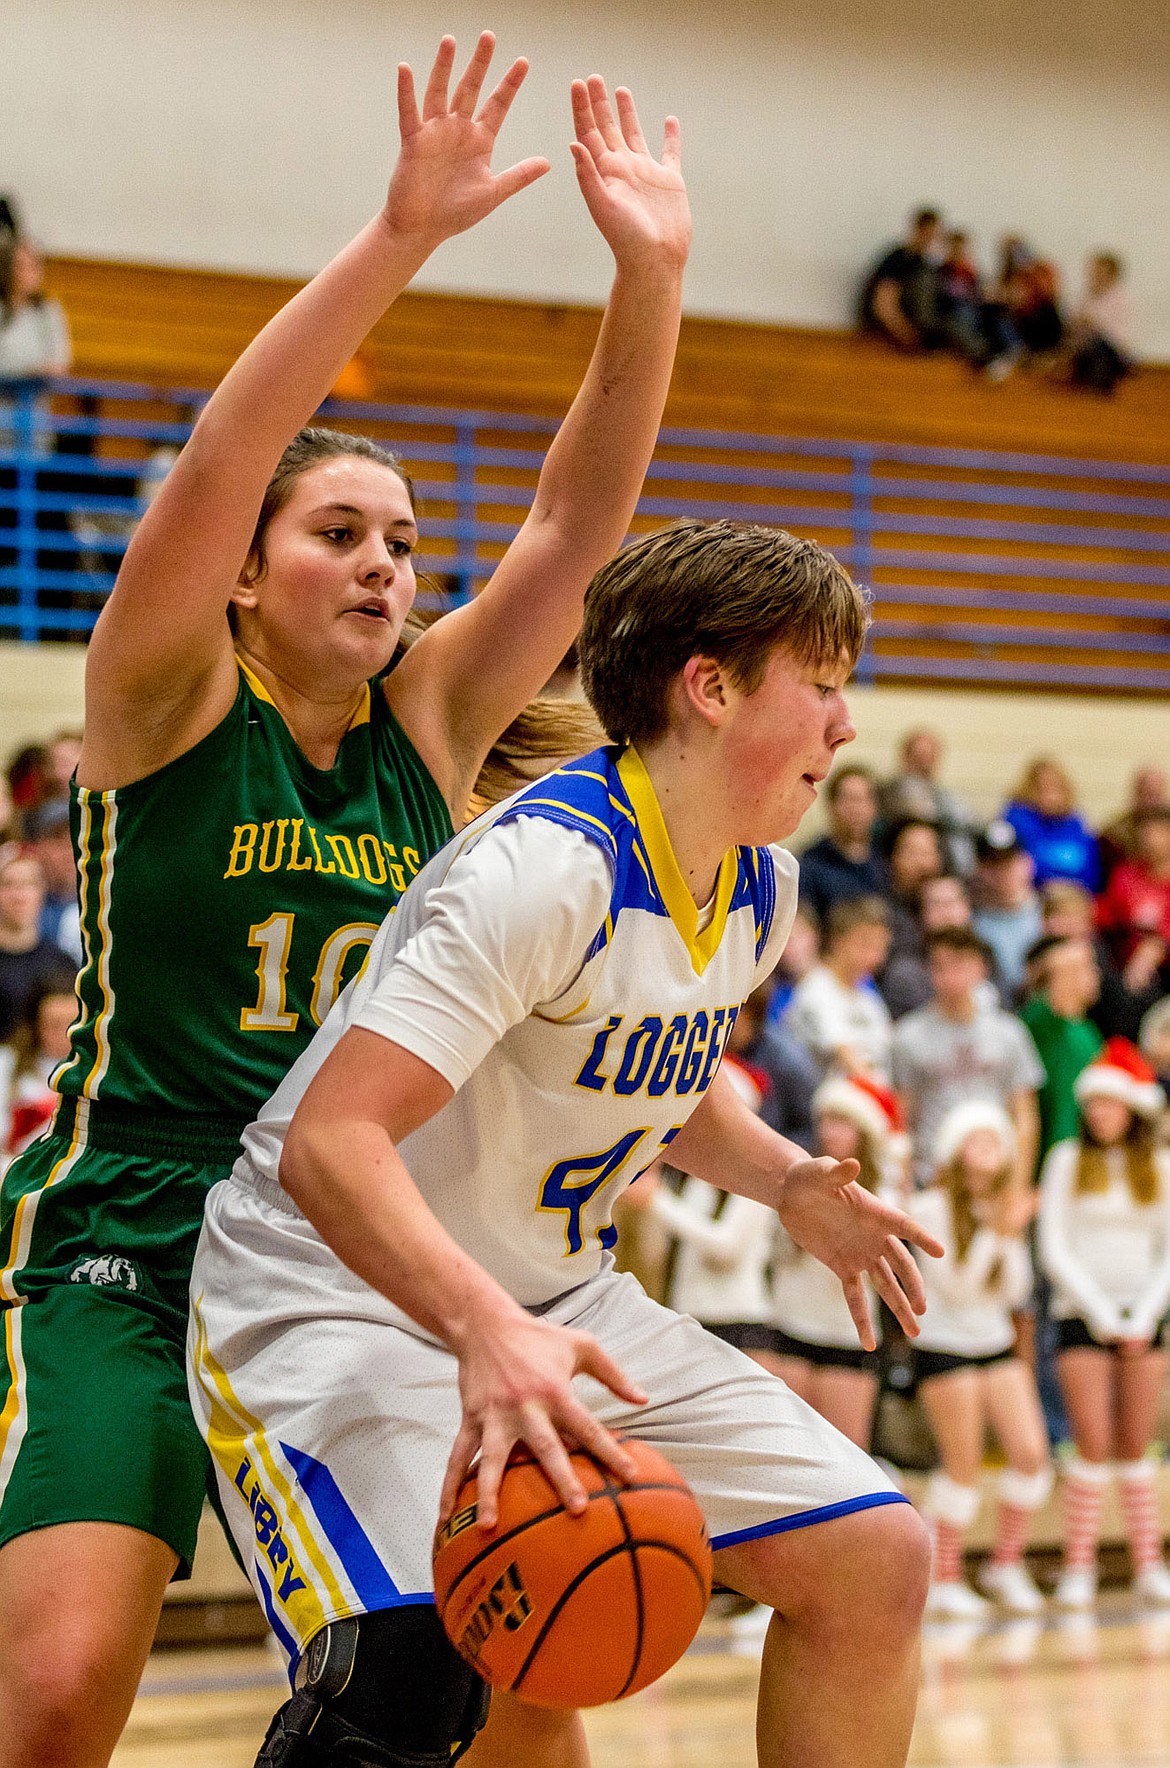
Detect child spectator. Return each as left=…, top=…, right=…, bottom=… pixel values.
left=859, top=208, right=945, bottom=352
left=0, top=970, right=77, bottom=1163
left=1022, top=935, right=1104, bottom=1162
left=880, top=873, right=980, bottom=1019
left=0, top=850, right=76, bottom=1043
left=909, top=1102, right=1051, bottom=1618
left=892, top=927, right=1042, bottom=1191
left=1038, top=1041, right=1170, bottom=1609
left=1040, top=879, right=1152, bottom=1044
left=798, top=765, right=889, bottom=922
left=971, top=820, right=1043, bottom=999
left=1068, top=253, right=1134, bottom=395
left=1003, top=758, right=1101, bottom=893
left=878, top=819, right=946, bottom=1018
left=771, top=1074, right=907, bottom=1446
left=785, top=896, right=893, bottom=1081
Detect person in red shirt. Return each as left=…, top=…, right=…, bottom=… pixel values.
left=1097, top=809, right=1170, bottom=996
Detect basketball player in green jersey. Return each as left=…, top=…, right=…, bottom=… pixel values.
left=0, top=37, right=690, bottom=1766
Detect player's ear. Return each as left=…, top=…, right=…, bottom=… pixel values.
left=678, top=655, right=729, bottom=729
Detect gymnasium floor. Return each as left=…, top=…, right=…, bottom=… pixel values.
left=115, top=1599, right=1170, bottom=1767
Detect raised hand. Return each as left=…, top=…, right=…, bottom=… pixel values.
left=439, top=1305, right=648, bottom=1531
left=385, top=33, right=551, bottom=246
left=778, top=1157, right=944, bottom=1351
left=570, top=78, right=690, bottom=271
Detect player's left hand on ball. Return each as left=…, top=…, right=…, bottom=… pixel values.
left=777, top=1156, right=944, bottom=1351
left=569, top=78, right=691, bottom=270
left=441, top=1306, right=648, bottom=1531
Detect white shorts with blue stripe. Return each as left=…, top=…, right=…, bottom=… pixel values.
left=188, top=1171, right=903, bottom=1670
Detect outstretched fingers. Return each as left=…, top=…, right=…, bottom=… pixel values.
left=449, top=29, right=496, bottom=118
left=397, top=62, right=421, bottom=139
left=883, top=1234, right=927, bottom=1314
left=490, top=155, right=552, bottom=208
left=661, top=114, right=682, bottom=170
left=843, top=1274, right=877, bottom=1352
left=872, top=1253, right=920, bottom=1338
left=476, top=55, right=533, bottom=137
left=585, top=74, right=624, bottom=151
left=421, top=34, right=457, bottom=122
left=614, top=87, right=649, bottom=154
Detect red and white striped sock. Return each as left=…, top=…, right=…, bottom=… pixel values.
left=991, top=1503, right=1031, bottom=1567
left=931, top=1518, right=964, bottom=1584
left=1063, top=1460, right=1109, bottom=1571
left=1118, top=1462, right=1165, bottom=1574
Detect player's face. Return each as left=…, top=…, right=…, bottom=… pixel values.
left=724, top=646, right=856, bottom=843
left=241, top=458, right=418, bottom=674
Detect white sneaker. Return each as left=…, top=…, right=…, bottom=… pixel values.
left=925, top=1579, right=991, bottom=1620
left=976, top=1560, right=1045, bottom=1614
left=1132, top=1563, right=1170, bottom=1607
left=1053, top=1567, right=1098, bottom=1610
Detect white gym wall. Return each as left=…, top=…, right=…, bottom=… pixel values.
left=7, top=0, right=1169, bottom=351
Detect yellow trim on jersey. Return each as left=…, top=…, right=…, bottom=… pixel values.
left=0, top=1103, right=89, bottom=1307
left=191, top=1302, right=351, bottom=1632
left=237, top=658, right=371, bottom=729
left=509, top=797, right=618, bottom=857
left=0, top=1308, right=27, bottom=1504
left=68, top=790, right=119, bottom=1101
left=616, top=746, right=737, bottom=976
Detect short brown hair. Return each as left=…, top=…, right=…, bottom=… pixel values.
left=578, top=520, right=868, bottom=746
left=825, top=894, right=891, bottom=945
left=925, top=926, right=993, bottom=966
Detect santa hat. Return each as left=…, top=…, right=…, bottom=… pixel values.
left=813, top=1074, right=907, bottom=1152
left=934, top=1099, right=1016, bottom=1170
left=1074, top=1038, right=1165, bottom=1120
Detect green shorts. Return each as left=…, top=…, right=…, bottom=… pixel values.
left=0, top=1098, right=246, bottom=1577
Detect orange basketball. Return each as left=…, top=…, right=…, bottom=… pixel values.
left=432, top=1438, right=712, bottom=1708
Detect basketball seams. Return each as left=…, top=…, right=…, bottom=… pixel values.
left=609, top=1487, right=646, bottom=1700
left=437, top=1478, right=692, bottom=1608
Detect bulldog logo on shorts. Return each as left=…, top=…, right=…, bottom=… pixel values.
left=69, top=1254, right=141, bottom=1293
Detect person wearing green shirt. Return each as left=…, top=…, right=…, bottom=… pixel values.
left=1020, top=935, right=1104, bottom=1161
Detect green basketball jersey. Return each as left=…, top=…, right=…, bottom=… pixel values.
left=56, top=661, right=453, bottom=1122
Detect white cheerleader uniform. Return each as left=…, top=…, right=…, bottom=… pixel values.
left=1038, top=1140, right=1170, bottom=1348
left=187, top=746, right=904, bottom=1668
left=908, top=1186, right=1033, bottom=1380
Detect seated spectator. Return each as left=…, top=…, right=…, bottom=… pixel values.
left=1099, top=766, right=1168, bottom=882
left=23, top=797, right=81, bottom=964
left=0, top=850, right=77, bottom=1043
left=784, top=896, right=893, bottom=1082
left=971, top=820, right=1044, bottom=999
left=766, top=902, right=821, bottom=1023
left=1020, top=934, right=1104, bottom=1161
left=798, top=764, right=889, bottom=922
left=1067, top=252, right=1134, bottom=396
left=859, top=207, right=945, bottom=352
left=937, top=231, right=988, bottom=365
left=0, top=969, right=77, bottom=1163
left=0, top=234, right=70, bottom=389
left=1096, top=807, right=1170, bottom=977
left=988, top=235, right=1064, bottom=358
left=1040, top=879, right=1154, bottom=1043
left=1003, top=757, right=1100, bottom=893
left=891, top=927, right=1042, bottom=1191
left=879, top=728, right=976, bottom=876
left=42, top=727, right=82, bottom=801
left=878, top=819, right=946, bottom=1017
left=736, top=982, right=819, bottom=1151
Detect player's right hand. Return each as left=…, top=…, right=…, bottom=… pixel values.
left=385, top=33, right=551, bottom=247
left=441, top=1306, right=648, bottom=1530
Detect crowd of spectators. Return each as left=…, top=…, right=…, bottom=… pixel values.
left=623, top=731, right=1170, bottom=1622
left=860, top=207, right=1136, bottom=393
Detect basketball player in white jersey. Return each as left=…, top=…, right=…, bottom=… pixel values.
left=189, top=518, right=942, bottom=1768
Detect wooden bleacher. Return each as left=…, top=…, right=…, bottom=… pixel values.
left=45, top=255, right=1170, bottom=463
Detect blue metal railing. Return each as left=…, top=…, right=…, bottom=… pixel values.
left=1, top=374, right=1167, bottom=690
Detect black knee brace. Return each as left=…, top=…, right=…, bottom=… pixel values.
left=255, top=1605, right=490, bottom=1767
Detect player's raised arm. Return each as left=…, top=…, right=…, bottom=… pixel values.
left=390, top=78, right=690, bottom=811
left=667, top=1064, right=945, bottom=1351
left=86, top=33, right=549, bottom=739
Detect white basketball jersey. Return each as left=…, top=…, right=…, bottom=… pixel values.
left=237, top=745, right=798, bottom=1305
